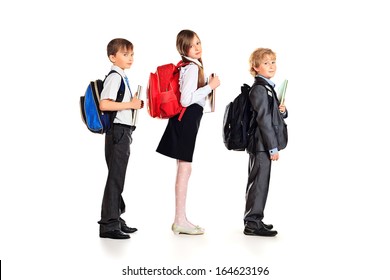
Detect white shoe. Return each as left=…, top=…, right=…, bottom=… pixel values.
left=171, top=223, right=205, bottom=235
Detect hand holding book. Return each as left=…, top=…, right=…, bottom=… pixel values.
left=131, top=85, right=143, bottom=125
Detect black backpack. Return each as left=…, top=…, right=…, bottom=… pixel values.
left=222, top=83, right=255, bottom=151
left=222, top=79, right=288, bottom=152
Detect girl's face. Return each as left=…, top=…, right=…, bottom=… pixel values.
left=253, top=54, right=277, bottom=79
left=186, top=36, right=202, bottom=60
left=110, top=47, right=134, bottom=70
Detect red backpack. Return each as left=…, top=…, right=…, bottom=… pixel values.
left=147, top=61, right=188, bottom=121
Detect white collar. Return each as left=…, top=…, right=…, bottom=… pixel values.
left=183, top=56, right=202, bottom=67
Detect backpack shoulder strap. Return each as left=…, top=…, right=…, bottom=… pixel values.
left=252, top=77, right=269, bottom=87
left=104, top=70, right=125, bottom=102
left=176, top=60, right=190, bottom=68
left=102, top=70, right=126, bottom=127
left=253, top=78, right=277, bottom=104
left=175, top=61, right=189, bottom=121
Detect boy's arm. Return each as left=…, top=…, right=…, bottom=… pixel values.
left=249, top=85, right=279, bottom=154
left=99, top=73, right=143, bottom=111
left=99, top=99, right=141, bottom=111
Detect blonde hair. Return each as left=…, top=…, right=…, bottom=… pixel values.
left=176, top=29, right=205, bottom=88
left=249, top=48, right=276, bottom=77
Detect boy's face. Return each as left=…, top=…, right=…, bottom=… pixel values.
left=109, top=47, right=134, bottom=70
left=254, top=54, right=276, bottom=79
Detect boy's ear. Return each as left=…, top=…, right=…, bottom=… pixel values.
left=109, top=54, right=116, bottom=63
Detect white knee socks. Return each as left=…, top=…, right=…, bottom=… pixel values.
left=174, top=160, right=195, bottom=228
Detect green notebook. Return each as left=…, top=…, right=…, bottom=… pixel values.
left=277, top=79, right=288, bottom=105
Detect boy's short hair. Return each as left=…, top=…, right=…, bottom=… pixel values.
left=249, top=48, right=276, bottom=77
left=107, top=38, right=133, bottom=57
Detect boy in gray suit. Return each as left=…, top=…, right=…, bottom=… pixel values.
left=244, top=48, right=288, bottom=237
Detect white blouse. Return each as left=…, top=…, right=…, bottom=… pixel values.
left=179, top=62, right=212, bottom=108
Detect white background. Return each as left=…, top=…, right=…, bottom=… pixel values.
left=1, top=0, right=389, bottom=279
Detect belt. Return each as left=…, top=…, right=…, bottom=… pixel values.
left=113, top=123, right=136, bottom=130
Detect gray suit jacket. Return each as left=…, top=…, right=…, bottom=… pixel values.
left=246, top=76, right=288, bottom=154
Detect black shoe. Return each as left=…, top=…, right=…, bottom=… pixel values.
left=244, top=221, right=273, bottom=230
left=121, top=224, right=138, bottom=234
left=244, top=227, right=278, bottom=237
left=261, top=221, right=273, bottom=230
left=100, top=230, right=130, bottom=239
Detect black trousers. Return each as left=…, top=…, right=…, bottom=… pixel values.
left=244, top=151, right=272, bottom=229
left=98, top=124, right=134, bottom=233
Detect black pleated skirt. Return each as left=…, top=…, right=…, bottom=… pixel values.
left=156, top=104, right=203, bottom=162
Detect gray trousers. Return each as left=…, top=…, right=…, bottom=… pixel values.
left=244, top=151, right=272, bottom=229
left=98, top=124, right=134, bottom=233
